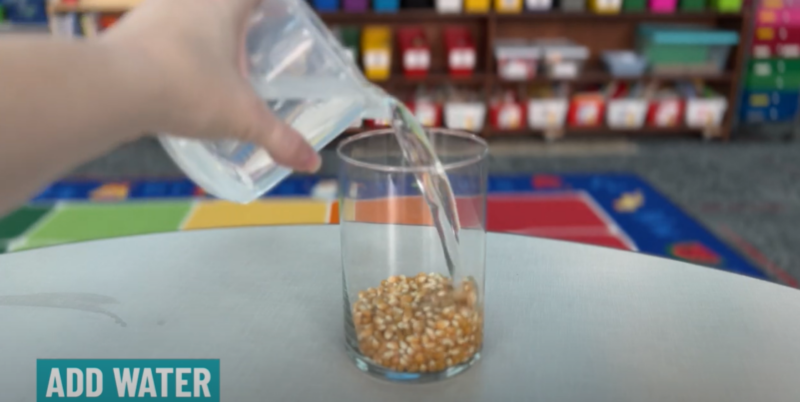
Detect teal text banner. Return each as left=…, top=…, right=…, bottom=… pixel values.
left=36, top=359, right=220, bottom=401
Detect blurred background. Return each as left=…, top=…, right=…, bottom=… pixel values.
left=0, top=0, right=798, bottom=288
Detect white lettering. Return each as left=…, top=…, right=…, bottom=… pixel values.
left=155, top=368, right=173, bottom=397
left=45, top=368, right=65, bottom=397
left=194, top=368, right=211, bottom=397
left=175, top=368, right=191, bottom=397
left=86, top=368, right=102, bottom=397
left=114, top=368, right=140, bottom=397
left=138, top=369, right=157, bottom=397
left=66, top=368, right=83, bottom=397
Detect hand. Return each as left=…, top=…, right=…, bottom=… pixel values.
left=101, top=0, right=321, bottom=173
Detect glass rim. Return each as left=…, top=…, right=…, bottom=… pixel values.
left=336, top=128, right=489, bottom=173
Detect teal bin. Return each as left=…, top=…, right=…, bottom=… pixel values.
left=636, top=24, right=739, bottom=74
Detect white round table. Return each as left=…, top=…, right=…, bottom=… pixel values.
left=1, top=225, right=799, bottom=401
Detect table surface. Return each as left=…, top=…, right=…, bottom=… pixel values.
left=1, top=225, right=800, bottom=401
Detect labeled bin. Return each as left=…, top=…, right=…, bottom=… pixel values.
left=374, top=0, right=401, bottom=12
left=560, top=0, right=586, bottom=10
left=709, top=0, right=742, bottom=11
left=526, top=0, right=554, bottom=10
left=537, top=39, right=589, bottom=79
left=445, top=27, right=477, bottom=77
left=489, top=92, right=527, bottom=130
left=605, top=83, right=648, bottom=129
left=603, top=51, right=648, bottom=77
left=679, top=83, right=727, bottom=128
left=313, top=0, right=340, bottom=11
left=361, top=26, right=392, bottom=81
left=398, top=27, right=431, bottom=78
left=495, top=40, right=541, bottom=80
left=623, top=0, right=648, bottom=11
left=527, top=84, right=569, bottom=129
left=408, top=100, right=443, bottom=127
left=568, top=92, right=605, bottom=127
left=752, top=27, right=800, bottom=59
left=739, top=90, right=800, bottom=123
left=591, top=0, right=623, bottom=13
left=437, top=0, right=464, bottom=12
left=647, top=90, right=684, bottom=127
left=757, top=9, right=800, bottom=27
left=679, top=0, right=706, bottom=11
left=649, top=0, right=678, bottom=12
left=343, top=0, right=369, bottom=11
left=465, top=0, right=492, bottom=11
left=495, top=0, right=524, bottom=12
left=333, top=26, right=360, bottom=64
left=637, top=24, right=739, bottom=74
left=445, top=102, right=487, bottom=131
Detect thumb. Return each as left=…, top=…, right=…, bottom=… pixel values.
left=232, top=88, right=322, bottom=173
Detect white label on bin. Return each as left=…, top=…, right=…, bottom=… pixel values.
left=450, top=49, right=476, bottom=70
left=686, top=99, right=726, bottom=128
left=499, top=105, right=522, bottom=128
left=779, top=44, right=800, bottom=58
left=404, top=50, right=430, bottom=70
left=577, top=104, right=600, bottom=125
left=552, top=62, right=577, bottom=78
left=529, top=100, right=567, bottom=128
left=364, top=50, right=390, bottom=69
left=754, top=62, right=772, bottom=76
left=754, top=45, right=772, bottom=58
left=655, top=101, right=680, bottom=127
left=501, top=60, right=531, bottom=80
left=415, top=103, right=437, bottom=126
left=607, top=101, right=645, bottom=128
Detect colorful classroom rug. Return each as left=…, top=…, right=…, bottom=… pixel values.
left=0, top=173, right=788, bottom=285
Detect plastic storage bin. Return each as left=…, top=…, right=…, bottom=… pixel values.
left=313, top=0, right=340, bottom=11
left=680, top=0, right=706, bottom=11
left=361, top=26, right=392, bottom=81
left=710, top=0, right=742, bottom=11
left=398, top=27, right=430, bottom=78
left=343, top=0, right=369, bottom=11
left=445, top=27, right=477, bottom=77
left=752, top=27, right=800, bottom=59
left=623, top=0, right=648, bottom=11
left=680, top=84, right=727, bottom=128
left=437, top=0, right=464, bottom=12
left=603, top=51, right=648, bottom=77
left=495, top=0, right=524, bottom=12
left=495, top=40, right=541, bottom=80
left=489, top=92, right=527, bottom=130
left=333, top=26, right=361, bottom=64
left=591, top=0, right=623, bottom=13
left=757, top=9, right=800, bottom=27
left=637, top=24, right=739, bottom=74
left=445, top=102, right=487, bottom=131
left=465, top=0, right=492, bottom=11
left=561, top=0, right=587, bottom=10
left=374, top=0, right=400, bottom=12
left=526, top=0, right=554, bottom=10
left=739, top=90, right=800, bottom=123
left=649, top=0, right=677, bottom=12
left=605, top=83, right=647, bottom=129
left=568, top=92, right=605, bottom=127
left=538, top=39, right=589, bottom=79
left=647, top=91, right=684, bottom=127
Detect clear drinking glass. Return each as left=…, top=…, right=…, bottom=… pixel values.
left=338, top=129, right=488, bottom=383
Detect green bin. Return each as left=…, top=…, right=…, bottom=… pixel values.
left=680, top=0, right=707, bottom=11
left=709, top=0, right=742, bottom=12
left=623, top=0, right=647, bottom=11
left=637, top=24, right=739, bottom=74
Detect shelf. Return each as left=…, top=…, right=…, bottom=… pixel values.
left=370, top=73, right=489, bottom=87
left=320, top=10, right=487, bottom=23
left=493, top=11, right=746, bottom=21
left=495, top=71, right=734, bottom=84
left=486, top=126, right=710, bottom=136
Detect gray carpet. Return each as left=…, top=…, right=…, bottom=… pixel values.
left=68, top=134, right=800, bottom=284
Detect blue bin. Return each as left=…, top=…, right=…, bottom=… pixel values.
left=603, top=51, right=648, bottom=77
left=739, top=90, right=799, bottom=124
left=313, top=0, right=340, bottom=12
left=374, top=0, right=400, bottom=11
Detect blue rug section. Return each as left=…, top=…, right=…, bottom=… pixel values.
left=28, top=173, right=770, bottom=282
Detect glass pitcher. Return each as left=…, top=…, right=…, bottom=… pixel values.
left=159, top=0, right=389, bottom=203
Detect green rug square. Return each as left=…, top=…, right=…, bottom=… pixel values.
left=13, top=202, right=192, bottom=251
left=0, top=206, right=52, bottom=238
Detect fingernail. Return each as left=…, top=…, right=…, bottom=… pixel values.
left=304, top=152, right=322, bottom=173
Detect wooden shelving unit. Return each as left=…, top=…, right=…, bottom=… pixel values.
left=46, top=0, right=752, bottom=140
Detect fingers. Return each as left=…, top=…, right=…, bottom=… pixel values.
left=234, top=89, right=321, bottom=173
left=229, top=0, right=264, bottom=26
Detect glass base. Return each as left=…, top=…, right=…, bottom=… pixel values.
left=345, top=342, right=481, bottom=383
